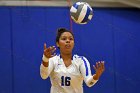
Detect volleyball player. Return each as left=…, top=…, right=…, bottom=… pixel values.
left=40, top=28, right=105, bottom=93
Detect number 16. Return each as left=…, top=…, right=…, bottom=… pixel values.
left=61, top=76, right=71, bottom=86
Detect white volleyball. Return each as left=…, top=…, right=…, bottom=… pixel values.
left=70, top=2, right=93, bottom=24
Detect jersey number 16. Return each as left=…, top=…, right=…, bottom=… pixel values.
left=61, top=76, right=71, bottom=86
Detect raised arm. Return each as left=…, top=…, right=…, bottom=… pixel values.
left=40, top=43, right=56, bottom=79
left=80, top=57, right=105, bottom=87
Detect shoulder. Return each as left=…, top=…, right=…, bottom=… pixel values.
left=73, top=54, right=89, bottom=63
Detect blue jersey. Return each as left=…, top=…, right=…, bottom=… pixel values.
left=40, top=54, right=98, bottom=93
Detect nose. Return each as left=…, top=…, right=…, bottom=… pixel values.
left=66, top=39, right=70, bottom=43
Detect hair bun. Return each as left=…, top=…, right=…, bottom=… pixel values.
left=57, top=28, right=66, bottom=32
left=56, top=27, right=74, bottom=44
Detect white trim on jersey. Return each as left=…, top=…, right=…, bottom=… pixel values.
left=40, top=54, right=98, bottom=93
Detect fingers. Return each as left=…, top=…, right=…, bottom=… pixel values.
left=95, top=61, right=105, bottom=69
left=101, top=61, right=105, bottom=71
left=94, top=61, right=101, bottom=70
left=44, top=43, right=47, bottom=50
left=93, top=65, right=97, bottom=71
left=44, top=45, right=56, bottom=58
left=96, top=62, right=99, bottom=68
left=49, top=46, right=56, bottom=57
left=93, top=61, right=105, bottom=75
left=50, top=46, right=56, bottom=51
left=51, top=46, right=56, bottom=54
left=51, top=53, right=56, bottom=57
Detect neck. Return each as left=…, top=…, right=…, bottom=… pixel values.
left=60, top=53, right=72, bottom=61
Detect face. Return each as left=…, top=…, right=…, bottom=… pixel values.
left=57, top=32, right=74, bottom=55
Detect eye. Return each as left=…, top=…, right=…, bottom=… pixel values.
left=70, top=37, right=74, bottom=40
left=61, top=37, right=66, bottom=40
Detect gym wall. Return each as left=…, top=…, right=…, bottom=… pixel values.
left=0, top=6, right=140, bottom=93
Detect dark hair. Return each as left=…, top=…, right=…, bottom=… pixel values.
left=56, top=28, right=74, bottom=43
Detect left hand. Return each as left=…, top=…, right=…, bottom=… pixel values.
left=93, top=61, right=105, bottom=80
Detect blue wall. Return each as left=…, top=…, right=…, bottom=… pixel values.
left=0, top=7, right=140, bottom=93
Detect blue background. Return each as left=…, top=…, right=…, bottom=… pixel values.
left=0, top=7, right=140, bottom=93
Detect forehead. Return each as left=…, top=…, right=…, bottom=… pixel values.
left=61, top=32, right=73, bottom=37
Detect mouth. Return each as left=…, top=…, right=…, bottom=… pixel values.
left=65, top=44, right=71, bottom=49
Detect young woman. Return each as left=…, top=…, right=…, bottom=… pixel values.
left=40, top=28, right=105, bottom=93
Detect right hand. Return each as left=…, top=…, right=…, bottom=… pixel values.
left=43, top=43, right=56, bottom=59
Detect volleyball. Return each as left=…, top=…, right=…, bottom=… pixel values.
left=70, top=2, right=93, bottom=24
